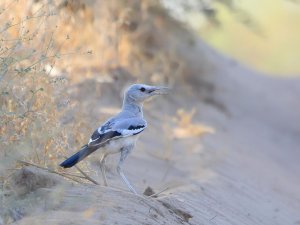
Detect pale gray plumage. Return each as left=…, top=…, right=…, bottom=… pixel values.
left=60, top=84, right=169, bottom=194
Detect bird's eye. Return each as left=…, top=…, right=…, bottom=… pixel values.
left=140, top=87, right=145, bottom=92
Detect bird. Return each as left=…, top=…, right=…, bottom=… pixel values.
left=60, top=84, right=169, bottom=194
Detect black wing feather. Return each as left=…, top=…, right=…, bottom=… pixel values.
left=88, top=130, right=122, bottom=147
left=128, top=125, right=145, bottom=130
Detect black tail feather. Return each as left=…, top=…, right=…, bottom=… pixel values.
left=60, top=145, right=98, bottom=168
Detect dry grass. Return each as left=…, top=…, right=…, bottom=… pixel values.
left=0, top=2, right=98, bottom=220
left=0, top=1, right=107, bottom=191
left=0, top=1, right=71, bottom=180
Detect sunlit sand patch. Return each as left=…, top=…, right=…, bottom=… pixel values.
left=172, top=109, right=215, bottom=139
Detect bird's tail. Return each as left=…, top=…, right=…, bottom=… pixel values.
left=60, top=144, right=98, bottom=168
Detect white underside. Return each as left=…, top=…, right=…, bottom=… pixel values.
left=102, top=134, right=140, bottom=155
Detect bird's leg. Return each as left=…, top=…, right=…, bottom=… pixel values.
left=99, top=154, right=108, bottom=186
left=117, top=146, right=137, bottom=194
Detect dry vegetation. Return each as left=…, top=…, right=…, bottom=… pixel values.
left=0, top=1, right=69, bottom=175
left=0, top=0, right=103, bottom=202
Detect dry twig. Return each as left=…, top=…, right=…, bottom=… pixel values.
left=17, top=160, right=84, bottom=184
left=73, top=164, right=99, bottom=185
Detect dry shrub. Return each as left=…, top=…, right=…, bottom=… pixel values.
left=0, top=1, right=71, bottom=179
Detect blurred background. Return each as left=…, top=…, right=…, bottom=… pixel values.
left=162, top=0, right=300, bottom=76
left=0, top=0, right=300, bottom=224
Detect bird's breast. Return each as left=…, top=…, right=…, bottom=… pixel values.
left=104, top=135, right=140, bottom=154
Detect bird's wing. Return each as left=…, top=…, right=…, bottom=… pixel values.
left=88, top=118, right=147, bottom=147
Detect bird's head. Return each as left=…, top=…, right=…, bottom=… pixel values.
left=124, top=84, right=169, bottom=104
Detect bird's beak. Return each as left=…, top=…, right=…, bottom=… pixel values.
left=149, top=86, right=170, bottom=95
